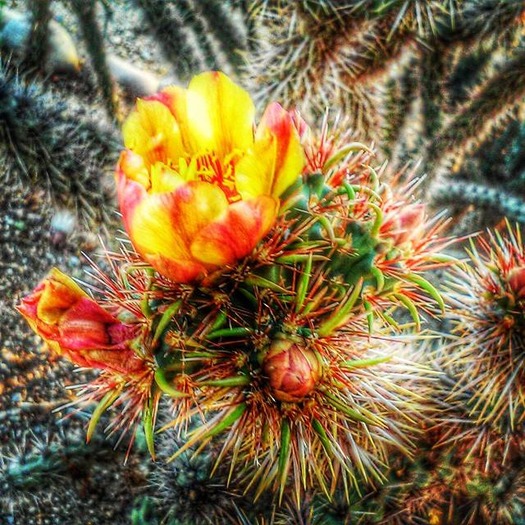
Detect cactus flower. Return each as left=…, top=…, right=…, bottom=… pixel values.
left=117, top=71, right=305, bottom=283
left=263, top=335, right=321, bottom=402
left=17, top=268, right=144, bottom=373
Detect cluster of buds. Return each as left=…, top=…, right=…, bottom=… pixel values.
left=18, top=72, right=454, bottom=500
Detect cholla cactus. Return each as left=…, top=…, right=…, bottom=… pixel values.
left=244, top=0, right=464, bottom=137
left=440, top=224, right=525, bottom=453
left=389, top=224, right=525, bottom=525
left=18, top=71, right=455, bottom=504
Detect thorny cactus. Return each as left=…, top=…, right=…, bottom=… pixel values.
left=5, top=0, right=525, bottom=522
left=441, top=223, right=525, bottom=455
left=243, top=0, right=525, bottom=233
left=376, top=223, right=525, bottom=525
left=0, top=62, right=119, bottom=227
left=134, top=0, right=248, bottom=79
left=0, top=424, right=144, bottom=524
left=139, top=409, right=255, bottom=525
left=18, top=71, right=456, bottom=508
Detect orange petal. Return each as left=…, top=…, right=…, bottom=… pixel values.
left=190, top=196, right=278, bottom=266
left=122, top=98, right=185, bottom=168
left=143, top=253, right=208, bottom=283
left=36, top=269, right=87, bottom=325
left=117, top=171, right=148, bottom=237
left=185, top=72, right=255, bottom=158
left=236, top=103, right=304, bottom=200
left=257, top=102, right=305, bottom=198
left=17, top=271, right=146, bottom=373
left=58, top=297, right=129, bottom=350
left=128, top=181, right=230, bottom=282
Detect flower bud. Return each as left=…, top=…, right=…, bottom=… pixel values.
left=17, top=268, right=143, bottom=373
left=381, top=203, right=426, bottom=245
left=262, top=335, right=321, bottom=402
left=508, top=266, right=525, bottom=299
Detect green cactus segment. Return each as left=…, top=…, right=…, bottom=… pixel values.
left=152, top=300, right=184, bottom=345
left=311, top=418, right=333, bottom=456
left=278, top=419, right=292, bottom=501
left=154, top=368, right=189, bottom=398
left=143, top=395, right=158, bottom=459
left=206, top=327, right=253, bottom=340
left=404, top=273, right=446, bottom=312
left=198, top=375, right=251, bottom=387
left=295, top=253, right=313, bottom=313
left=317, top=279, right=364, bottom=337
left=341, top=356, right=392, bottom=369
left=87, top=389, right=122, bottom=443
left=204, top=403, right=248, bottom=439
left=323, top=391, right=382, bottom=426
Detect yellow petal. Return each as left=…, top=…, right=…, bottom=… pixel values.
left=122, top=99, right=185, bottom=168
left=151, top=86, right=192, bottom=149
left=190, top=196, right=278, bottom=266
left=185, top=72, right=255, bottom=158
left=129, top=181, right=230, bottom=282
left=235, top=133, right=276, bottom=200
left=235, top=103, right=305, bottom=201
left=147, top=86, right=187, bottom=121
left=150, top=162, right=188, bottom=193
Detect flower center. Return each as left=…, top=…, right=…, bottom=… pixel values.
left=195, top=152, right=241, bottom=204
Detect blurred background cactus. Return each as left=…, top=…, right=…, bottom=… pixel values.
left=1, top=0, right=525, bottom=523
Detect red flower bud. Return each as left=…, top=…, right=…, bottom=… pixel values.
left=381, top=203, right=426, bottom=245
left=17, top=268, right=144, bottom=374
left=508, top=266, right=525, bottom=298
left=262, top=335, right=321, bottom=402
